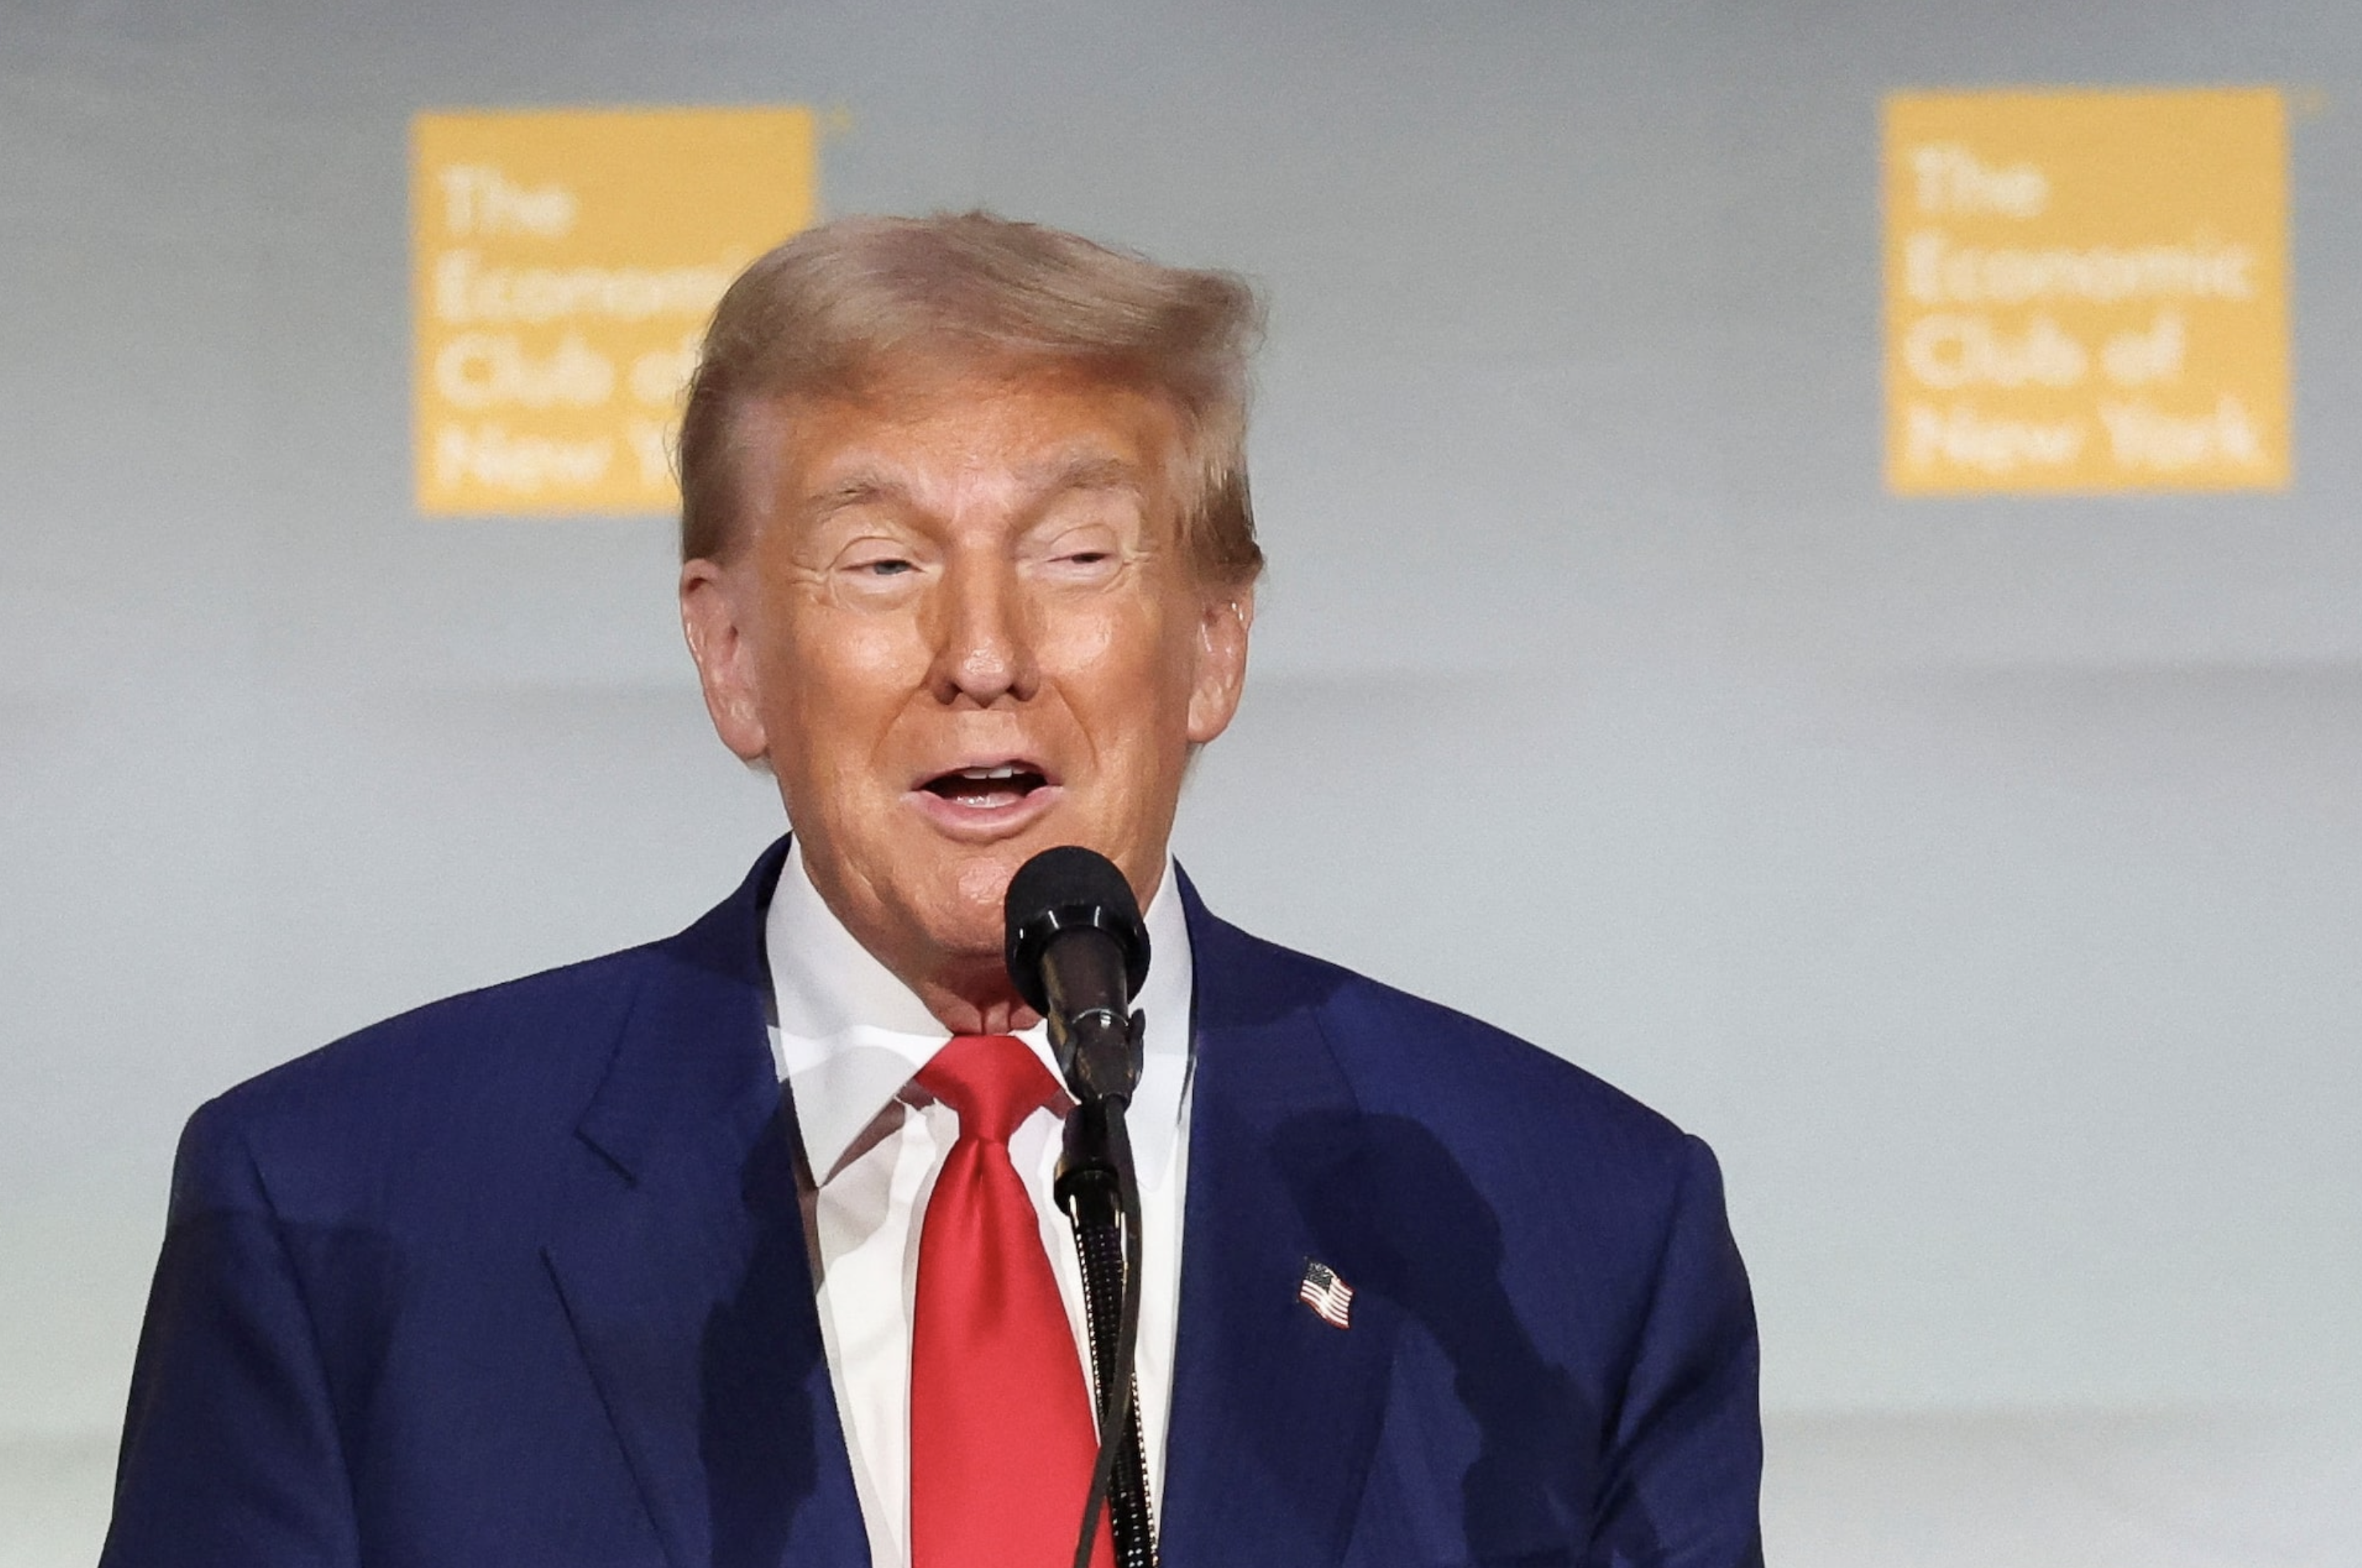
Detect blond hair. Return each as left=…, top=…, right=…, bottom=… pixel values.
left=678, top=211, right=1265, bottom=586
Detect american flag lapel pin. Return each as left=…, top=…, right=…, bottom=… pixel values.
left=1297, top=1258, right=1354, bottom=1330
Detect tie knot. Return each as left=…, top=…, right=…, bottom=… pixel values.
left=917, top=1034, right=1063, bottom=1146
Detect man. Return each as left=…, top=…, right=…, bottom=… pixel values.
left=102, top=212, right=1761, bottom=1567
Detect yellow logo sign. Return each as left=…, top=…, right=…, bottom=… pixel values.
left=412, top=106, right=818, bottom=515
left=1884, top=89, right=2288, bottom=494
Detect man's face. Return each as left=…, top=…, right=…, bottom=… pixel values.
left=680, top=360, right=1251, bottom=1010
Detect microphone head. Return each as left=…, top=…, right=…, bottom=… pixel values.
left=1003, top=845, right=1151, bottom=1014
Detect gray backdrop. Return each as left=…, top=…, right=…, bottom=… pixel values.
left=5, top=0, right=2359, bottom=1556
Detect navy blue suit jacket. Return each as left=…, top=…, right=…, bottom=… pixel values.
left=104, top=841, right=1762, bottom=1566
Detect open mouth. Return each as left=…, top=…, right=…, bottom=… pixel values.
left=917, top=761, right=1053, bottom=811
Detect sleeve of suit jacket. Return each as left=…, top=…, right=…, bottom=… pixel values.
left=100, top=1097, right=362, bottom=1568
left=1588, top=1134, right=1765, bottom=1568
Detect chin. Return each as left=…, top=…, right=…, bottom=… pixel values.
left=933, top=851, right=1029, bottom=954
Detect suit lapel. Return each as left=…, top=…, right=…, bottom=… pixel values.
left=542, top=840, right=871, bottom=1568
left=537, top=847, right=1398, bottom=1566
left=1160, top=886, right=1399, bottom=1566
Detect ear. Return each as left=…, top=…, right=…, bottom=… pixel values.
left=679, top=557, right=771, bottom=762
left=1185, top=583, right=1255, bottom=745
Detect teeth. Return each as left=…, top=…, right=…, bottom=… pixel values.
left=956, top=765, right=1023, bottom=780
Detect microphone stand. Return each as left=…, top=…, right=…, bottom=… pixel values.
left=1051, top=1005, right=1158, bottom=1568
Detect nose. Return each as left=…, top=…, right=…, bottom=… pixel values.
left=926, top=550, right=1038, bottom=707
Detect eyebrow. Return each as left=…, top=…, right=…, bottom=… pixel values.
left=802, top=453, right=1147, bottom=523
left=804, top=473, right=908, bottom=520
left=1016, top=454, right=1145, bottom=496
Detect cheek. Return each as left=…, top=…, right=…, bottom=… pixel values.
left=759, top=610, right=923, bottom=775
left=1058, top=597, right=1187, bottom=694
left=1056, top=601, right=1203, bottom=769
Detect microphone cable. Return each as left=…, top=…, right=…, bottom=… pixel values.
left=1068, top=1118, right=1152, bottom=1568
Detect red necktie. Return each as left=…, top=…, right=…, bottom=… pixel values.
left=910, top=1034, right=1112, bottom=1568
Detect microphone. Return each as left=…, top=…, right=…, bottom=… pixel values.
left=1003, top=845, right=1151, bottom=1108
left=1004, top=845, right=1160, bottom=1568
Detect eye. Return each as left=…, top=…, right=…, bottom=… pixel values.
left=835, top=539, right=922, bottom=577
left=1031, top=516, right=1129, bottom=584
left=828, top=538, right=931, bottom=602
left=1036, top=542, right=1124, bottom=587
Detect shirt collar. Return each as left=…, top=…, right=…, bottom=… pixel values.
left=766, top=838, right=1195, bottom=1188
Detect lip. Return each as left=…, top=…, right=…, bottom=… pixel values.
left=904, top=780, right=1065, bottom=841
left=903, top=756, right=1064, bottom=842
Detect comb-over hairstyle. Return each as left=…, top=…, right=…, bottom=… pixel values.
left=677, top=210, right=1266, bottom=587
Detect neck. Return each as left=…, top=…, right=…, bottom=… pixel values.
left=853, top=916, right=1041, bottom=1036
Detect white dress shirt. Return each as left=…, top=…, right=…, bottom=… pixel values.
left=764, top=841, right=1195, bottom=1568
